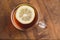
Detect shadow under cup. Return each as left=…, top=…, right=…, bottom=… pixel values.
left=11, top=4, right=38, bottom=30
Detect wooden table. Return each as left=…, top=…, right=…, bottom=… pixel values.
left=0, top=0, right=60, bottom=40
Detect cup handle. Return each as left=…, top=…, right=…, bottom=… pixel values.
left=38, top=20, right=47, bottom=29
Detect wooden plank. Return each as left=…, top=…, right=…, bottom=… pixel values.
left=42, top=0, right=60, bottom=39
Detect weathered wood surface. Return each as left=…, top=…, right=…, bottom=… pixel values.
left=0, top=0, right=60, bottom=40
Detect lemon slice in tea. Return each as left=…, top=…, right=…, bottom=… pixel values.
left=16, top=4, right=35, bottom=24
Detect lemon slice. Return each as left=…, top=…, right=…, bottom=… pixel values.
left=16, top=4, right=35, bottom=24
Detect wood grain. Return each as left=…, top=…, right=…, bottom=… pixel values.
left=0, top=0, right=60, bottom=40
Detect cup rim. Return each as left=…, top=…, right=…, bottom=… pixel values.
left=11, top=3, right=39, bottom=31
